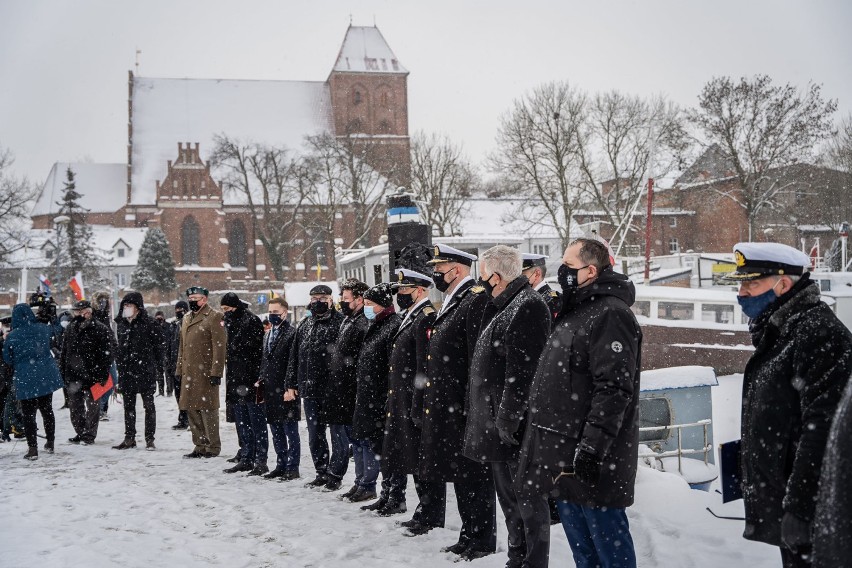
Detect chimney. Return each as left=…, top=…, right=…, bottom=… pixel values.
left=167, top=160, right=172, bottom=170
left=195, top=142, right=200, bottom=164
left=186, top=142, right=191, bottom=163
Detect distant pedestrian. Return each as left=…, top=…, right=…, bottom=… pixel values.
left=726, top=243, right=852, bottom=568
left=113, top=292, right=164, bottom=451
left=2, top=303, right=64, bottom=460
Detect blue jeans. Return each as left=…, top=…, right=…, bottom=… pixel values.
left=269, top=419, right=300, bottom=472
left=352, top=438, right=380, bottom=492
left=327, top=424, right=351, bottom=480
left=557, top=501, right=636, bottom=568
left=302, top=398, right=329, bottom=475
left=234, top=400, right=269, bottom=466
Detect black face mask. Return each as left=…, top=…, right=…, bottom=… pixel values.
left=309, top=300, right=330, bottom=315
left=432, top=270, right=452, bottom=293
left=188, top=300, right=202, bottom=313
left=174, top=310, right=185, bottom=320
left=339, top=301, right=354, bottom=317
left=557, top=264, right=587, bottom=294
left=396, top=292, right=415, bottom=310
left=223, top=311, right=235, bottom=324
left=479, top=273, right=498, bottom=297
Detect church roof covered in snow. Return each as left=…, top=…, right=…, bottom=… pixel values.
left=331, top=26, right=407, bottom=74
left=130, top=77, right=334, bottom=205
left=32, top=162, right=127, bottom=217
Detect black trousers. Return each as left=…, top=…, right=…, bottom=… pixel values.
left=173, top=376, right=188, bottom=426
left=68, top=381, right=100, bottom=443
left=20, top=393, right=55, bottom=448
left=781, top=546, right=812, bottom=568
left=123, top=390, right=156, bottom=442
left=417, top=476, right=497, bottom=552
left=493, top=460, right=551, bottom=568
left=413, top=477, right=447, bottom=528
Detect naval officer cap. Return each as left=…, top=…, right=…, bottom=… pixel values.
left=521, top=253, right=548, bottom=269
left=428, top=244, right=478, bottom=266
left=724, top=242, right=811, bottom=281
left=393, top=268, right=434, bottom=289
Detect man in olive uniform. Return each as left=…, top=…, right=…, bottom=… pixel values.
left=175, top=286, right=227, bottom=459
left=416, top=244, right=496, bottom=560
left=522, top=253, right=561, bottom=322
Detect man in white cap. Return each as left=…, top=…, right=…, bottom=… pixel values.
left=726, top=242, right=852, bottom=568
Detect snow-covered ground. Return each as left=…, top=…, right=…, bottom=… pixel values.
left=1, top=377, right=777, bottom=567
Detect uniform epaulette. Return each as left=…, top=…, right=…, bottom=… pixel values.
left=470, top=286, right=485, bottom=294
left=423, top=306, right=435, bottom=315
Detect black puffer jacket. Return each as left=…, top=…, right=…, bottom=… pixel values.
left=60, top=316, right=113, bottom=388
left=517, top=269, right=642, bottom=509
left=260, top=321, right=301, bottom=422
left=114, top=295, right=164, bottom=394
left=285, top=310, right=345, bottom=399
left=322, top=310, right=369, bottom=425
left=351, top=310, right=401, bottom=444
left=224, top=306, right=265, bottom=403
left=464, top=276, right=551, bottom=463
left=740, top=275, right=852, bottom=547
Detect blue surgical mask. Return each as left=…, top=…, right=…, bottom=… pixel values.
left=363, top=305, right=377, bottom=321
left=738, top=282, right=781, bottom=319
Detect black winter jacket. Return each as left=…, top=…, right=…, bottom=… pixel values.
left=351, top=310, right=401, bottom=444
left=322, top=310, right=369, bottom=425
left=740, top=276, right=852, bottom=547
left=224, top=307, right=265, bottom=403
left=60, top=317, right=113, bottom=388
left=165, top=318, right=182, bottom=378
left=382, top=300, right=435, bottom=475
left=285, top=310, right=344, bottom=399
left=464, top=277, right=551, bottom=463
left=260, top=321, right=301, bottom=422
left=517, top=269, right=642, bottom=509
left=114, top=307, right=164, bottom=394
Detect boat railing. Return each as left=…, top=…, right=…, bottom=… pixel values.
left=638, top=418, right=712, bottom=475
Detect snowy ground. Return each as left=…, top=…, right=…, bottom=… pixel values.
left=1, top=377, right=777, bottom=568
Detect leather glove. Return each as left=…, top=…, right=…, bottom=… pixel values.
left=573, top=447, right=603, bottom=486
left=781, top=512, right=812, bottom=553
left=497, top=425, right=519, bottom=446
left=209, top=376, right=221, bottom=386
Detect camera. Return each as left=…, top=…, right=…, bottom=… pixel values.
left=29, top=292, right=58, bottom=324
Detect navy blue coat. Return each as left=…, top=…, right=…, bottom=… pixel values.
left=2, top=303, right=63, bottom=401
left=260, top=321, right=301, bottom=423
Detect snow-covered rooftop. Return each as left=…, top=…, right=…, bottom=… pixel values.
left=32, top=162, right=126, bottom=217
left=641, top=365, right=718, bottom=391
left=3, top=225, right=148, bottom=268
left=130, top=77, right=333, bottom=205
left=331, top=26, right=407, bottom=74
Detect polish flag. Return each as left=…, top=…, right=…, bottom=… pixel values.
left=69, top=272, right=85, bottom=301
left=38, top=274, right=52, bottom=296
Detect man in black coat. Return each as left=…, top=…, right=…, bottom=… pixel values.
left=154, top=310, right=170, bottom=396
left=415, top=244, right=496, bottom=560
left=285, top=285, right=345, bottom=487
left=113, top=292, right=165, bottom=450
left=325, top=279, right=369, bottom=493
left=517, top=238, right=642, bottom=568
left=220, top=293, right=267, bottom=476
left=522, top=253, right=561, bottom=322
left=259, top=298, right=302, bottom=480
left=168, top=301, right=189, bottom=429
left=465, top=246, right=551, bottom=568
left=726, top=242, right=852, bottom=568
left=60, top=300, right=113, bottom=445
left=347, top=284, right=401, bottom=509
left=383, top=269, right=441, bottom=533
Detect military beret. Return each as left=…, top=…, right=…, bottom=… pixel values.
left=724, top=242, right=811, bottom=281
left=392, top=268, right=433, bottom=289
left=185, top=286, right=209, bottom=297
left=428, top=244, right=478, bottom=266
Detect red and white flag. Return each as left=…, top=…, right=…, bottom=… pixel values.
left=69, top=271, right=85, bottom=301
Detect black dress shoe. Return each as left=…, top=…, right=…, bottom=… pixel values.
left=263, top=469, right=287, bottom=479
left=458, top=547, right=495, bottom=562
left=360, top=496, right=387, bottom=510
left=348, top=488, right=377, bottom=503
left=340, top=485, right=360, bottom=500
left=323, top=477, right=343, bottom=491
left=305, top=474, right=328, bottom=488
left=226, top=453, right=242, bottom=463
left=283, top=470, right=300, bottom=481
left=441, top=542, right=469, bottom=555
left=112, top=439, right=136, bottom=450
left=404, top=522, right=437, bottom=537
left=247, top=464, right=269, bottom=476
left=377, top=498, right=407, bottom=516
left=68, top=436, right=82, bottom=444
left=171, top=423, right=188, bottom=430
left=397, top=518, right=419, bottom=529
left=183, top=451, right=204, bottom=458
left=224, top=462, right=254, bottom=474
left=202, top=452, right=219, bottom=458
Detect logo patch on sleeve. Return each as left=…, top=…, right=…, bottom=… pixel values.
left=611, top=341, right=623, bottom=353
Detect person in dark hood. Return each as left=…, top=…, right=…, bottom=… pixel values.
left=725, top=243, right=852, bottom=568
left=113, top=292, right=165, bottom=451
left=60, top=300, right=113, bottom=446
left=220, top=292, right=267, bottom=476
left=168, top=301, right=189, bottom=429
left=284, top=284, right=345, bottom=487
left=2, top=303, right=64, bottom=460
left=517, top=238, right=642, bottom=568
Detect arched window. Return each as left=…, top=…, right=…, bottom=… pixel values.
left=229, top=220, right=247, bottom=267
left=181, top=216, right=200, bottom=265
left=353, top=90, right=362, bottom=105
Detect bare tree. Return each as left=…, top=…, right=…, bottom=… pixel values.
left=826, top=113, right=852, bottom=174
left=491, top=81, right=587, bottom=251
left=0, top=146, right=39, bottom=262
left=691, top=75, right=837, bottom=241
left=209, top=135, right=310, bottom=280
left=410, top=132, right=478, bottom=236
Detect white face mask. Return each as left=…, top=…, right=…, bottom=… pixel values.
left=60, top=321, right=69, bottom=329
left=123, top=306, right=136, bottom=319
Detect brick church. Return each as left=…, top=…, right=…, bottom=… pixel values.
left=30, top=25, right=410, bottom=293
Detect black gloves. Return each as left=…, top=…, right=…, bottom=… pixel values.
left=209, top=376, right=221, bottom=386
left=781, top=512, right=812, bottom=553
left=573, top=446, right=602, bottom=486
left=496, top=418, right=520, bottom=446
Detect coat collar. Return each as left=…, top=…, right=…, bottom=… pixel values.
left=395, top=299, right=432, bottom=337
left=187, top=303, right=213, bottom=328
left=434, top=279, right=474, bottom=325
left=491, top=275, right=529, bottom=311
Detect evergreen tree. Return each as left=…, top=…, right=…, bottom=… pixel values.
left=131, top=227, right=177, bottom=292
left=52, top=167, right=107, bottom=295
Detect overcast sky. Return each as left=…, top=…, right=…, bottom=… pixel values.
left=1, top=0, right=850, bottom=185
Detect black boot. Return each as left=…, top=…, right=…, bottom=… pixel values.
left=44, top=440, right=54, bottom=454
left=377, top=497, right=407, bottom=516
left=305, top=474, right=328, bottom=488
left=223, top=462, right=254, bottom=474
left=112, top=439, right=136, bottom=450
left=360, top=495, right=388, bottom=511
left=24, top=446, right=38, bottom=461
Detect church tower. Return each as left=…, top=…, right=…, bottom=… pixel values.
left=327, top=25, right=411, bottom=187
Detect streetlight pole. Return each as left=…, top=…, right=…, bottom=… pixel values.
left=17, top=244, right=29, bottom=304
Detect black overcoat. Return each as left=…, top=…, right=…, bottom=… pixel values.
left=224, top=307, right=265, bottom=403
left=322, top=310, right=369, bottom=425
left=517, top=269, right=642, bottom=509
left=259, top=321, right=301, bottom=422
left=114, top=308, right=164, bottom=394
left=382, top=300, right=436, bottom=475
left=739, top=276, right=852, bottom=547
left=285, top=311, right=344, bottom=399
left=464, top=277, right=550, bottom=463
left=416, top=279, right=491, bottom=483
left=60, top=317, right=113, bottom=388
left=351, top=311, right=401, bottom=445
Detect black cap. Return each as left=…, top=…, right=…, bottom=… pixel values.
left=0, top=316, right=11, bottom=326
left=185, top=286, right=209, bottom=297
left=220, top=292, right=242, bottom=308
left=72, top=300, right=92, bottom=310
left=175, top=301, right=189, bottom=311
left=121, top=292, right=145, bottom=310
left=309, top=284, right=333, bottom=296
left=364, top=283, right=394, bottom=308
